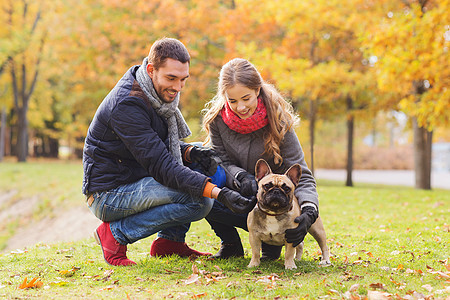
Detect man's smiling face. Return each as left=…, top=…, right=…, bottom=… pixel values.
left=147, top=58, right=190, bottom=103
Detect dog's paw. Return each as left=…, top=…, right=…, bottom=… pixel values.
left=247, top=260, right=260, bottom=268
left=319, top=259, right=331, bottom=267
left=284, top=261, right=297, bottom=270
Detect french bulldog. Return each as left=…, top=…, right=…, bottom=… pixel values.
left=247, top=159, right=331, bottom=270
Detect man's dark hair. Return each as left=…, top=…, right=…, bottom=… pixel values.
left=148, top=37, right=190, bottom=69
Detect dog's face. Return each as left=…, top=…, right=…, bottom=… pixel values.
left=254, top=159, right=302, bottom=215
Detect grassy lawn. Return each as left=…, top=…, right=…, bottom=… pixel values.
left=0, top=160, right=449, bottom=299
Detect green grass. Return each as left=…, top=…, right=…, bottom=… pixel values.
left=0, top=160, right=449, bottom=299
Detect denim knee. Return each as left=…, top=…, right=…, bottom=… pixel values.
left=197, top=197, right=214, bottom=219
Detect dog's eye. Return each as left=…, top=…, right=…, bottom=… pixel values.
left=281, top=183, right=291, bottom=194
left=263, top=183, right=273, bottom=190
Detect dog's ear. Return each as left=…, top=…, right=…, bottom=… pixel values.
left=255, top=159, right=272, bottom=181
left=285, top=164, right=302, bottom=186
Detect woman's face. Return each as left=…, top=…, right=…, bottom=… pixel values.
left=225, top=84, right=260, bottom=119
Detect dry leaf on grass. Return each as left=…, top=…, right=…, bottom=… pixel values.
left=183, top=263, right=228, bottom=285
left=18, top=277, right=43, bottom=289
left=192, top=292, right=207, bottom=298
left=421, top=284, right=433, bottom=292
left=369, top=282, right=385, bottom=290
left=59, top=266, right=80, bottom=277
left=349, top=283, right=360, bottom=292
left=367, top=290, right=392, bottom=300
left=184, top=274, right=200, bottom=285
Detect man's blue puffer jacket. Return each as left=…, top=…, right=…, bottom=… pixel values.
left=82, top=65, right=209, bottom=197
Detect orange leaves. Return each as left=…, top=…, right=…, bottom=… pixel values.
left=18, top=277, right=43, bottom=289
left=59, top=266, right=80, bottom=277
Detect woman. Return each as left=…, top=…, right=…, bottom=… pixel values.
left=203, top=58, right=320, bottom=259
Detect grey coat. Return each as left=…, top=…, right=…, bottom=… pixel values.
left=209, top=114, right=319, bottom=208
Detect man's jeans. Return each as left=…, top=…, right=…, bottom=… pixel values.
left=205, top=199, right=248, bottom=244
left=88, top=176, right=213, bottom=245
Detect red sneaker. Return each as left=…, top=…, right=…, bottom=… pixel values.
left=150, top=237, right=212, bottom=257
left=94, top=222, right=136, bottom=266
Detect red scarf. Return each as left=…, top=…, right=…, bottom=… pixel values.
left=221, top=97, right=268, bottom=134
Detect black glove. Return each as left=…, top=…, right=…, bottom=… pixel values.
left=189, top=146, right=218, bottom=176
left=236, top=171, right=258, bottom=197
left=217, top=187, right=257, bottom=214
left=285, top=206, right=318, bottom=247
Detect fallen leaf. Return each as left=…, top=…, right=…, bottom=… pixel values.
left=367, top=290, right=391, bottom=299
left=421, top=284, right=433, bottom=292
left=184, top=274, right=199, bottom=285
left=349, top=283, right=360, bottom=292
left=10, top=249, right=27, bottom=254
left=369, top=283, right=385, bottom=290
left=59, top=269, right=76, bottom=277
left=49, top=281, right=69, bottom=286
left=435, top=271, right=450, bottom=279
left=411, top=291, right=426, bottom=299
left=328, top=289, right=339, bottom=295
left=192, top=292, right=207, bottom=298
left=100, top=285, right=116, bottom=291
left=192, top=264, right=199, bottom=275
left=18, top=277, right=43, bottom=289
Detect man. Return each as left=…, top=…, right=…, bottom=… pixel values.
left=83, top=38, right=255, bottom=266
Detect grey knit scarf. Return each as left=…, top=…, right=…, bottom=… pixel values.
left=136, top=57, right=191, bottom=163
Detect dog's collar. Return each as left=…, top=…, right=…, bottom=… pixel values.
left=257, top=202, right=293, bottom=216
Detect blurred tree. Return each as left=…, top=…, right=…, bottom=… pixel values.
left=1, top=0, right=49, bottom=161
left=220, top=0, right=385, bottom=187
left=50, top=0, right=229, bottom=155
left=361, top=0, right=450, bottom=189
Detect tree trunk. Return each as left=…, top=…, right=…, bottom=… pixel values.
left=0, top=106, right=6, bottom=161
left=8, top=3, right=44, bottom=162
left=16, top=107, right=28, bottom=161
left=346, top=97, right=354, bottom=187
left=309, top=99, right=316, bottom=176
left=48, top=137, right=59, bottom=158
left=412, top=117, right=432, bottom=189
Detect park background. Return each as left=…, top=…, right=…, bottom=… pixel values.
left=0, top=0, right=449, bottom=188
left=0, top=1, right=449, bottom=299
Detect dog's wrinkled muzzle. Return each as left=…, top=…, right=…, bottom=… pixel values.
left=259, top=188, right=291, bottom=214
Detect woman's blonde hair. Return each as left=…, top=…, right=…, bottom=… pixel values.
left=202, top=58, right=299, bottom=165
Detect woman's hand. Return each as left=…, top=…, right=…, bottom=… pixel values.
left=216, top=187, right=256, bottom=214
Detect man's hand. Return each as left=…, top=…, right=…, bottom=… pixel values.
left=236, top=171, right=258, bottom=197
left=189, top=146, right=218, bottom=176
left=285, top=206, right=318, bottom=247
left=217, top=187, right=257, bottom=214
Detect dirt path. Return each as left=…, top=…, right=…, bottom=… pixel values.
left=2, top=196, right=100, bottom=253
